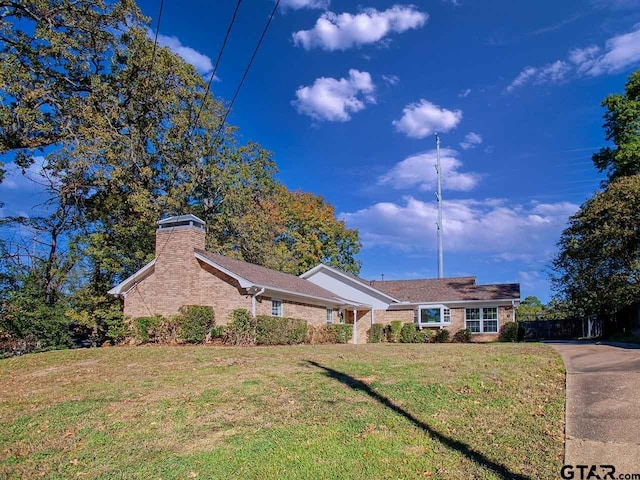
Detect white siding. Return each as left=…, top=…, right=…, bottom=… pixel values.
left=304, top=270, right=391, bottom=310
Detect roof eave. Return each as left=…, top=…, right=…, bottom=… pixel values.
left=108, top=259, right=156, bottom=296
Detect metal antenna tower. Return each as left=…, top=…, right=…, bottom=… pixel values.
left=435, top=133, right=444, bottom=278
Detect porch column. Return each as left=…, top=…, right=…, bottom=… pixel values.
left=353, top=309, right=358, bottom=344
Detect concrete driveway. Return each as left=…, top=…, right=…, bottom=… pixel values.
left=547, top=341, right=640, bottom=473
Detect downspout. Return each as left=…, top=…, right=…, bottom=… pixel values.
left=251, top=287, right=265, bottom=316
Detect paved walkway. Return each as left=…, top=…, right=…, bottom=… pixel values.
left=547, top=341, right=640, bottom=473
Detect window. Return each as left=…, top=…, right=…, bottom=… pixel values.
left=465, top=307, right=499, bottom=333
left=326, top=308, right=334, bottom=324
left=271, top=299, right=283, bottom=317
left=416, top=305, right=451, bottom=325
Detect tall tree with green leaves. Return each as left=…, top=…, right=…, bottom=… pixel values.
left=552, top=174, right=640, bottom=316
left=592, top=70, right=640, bottom=182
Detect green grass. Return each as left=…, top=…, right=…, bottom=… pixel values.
left=0, top=344, right=565, bottom=479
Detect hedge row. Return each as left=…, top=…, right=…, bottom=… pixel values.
left=367, top=321, right=471, bottom=344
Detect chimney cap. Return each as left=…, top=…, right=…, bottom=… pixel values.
left=157, top=214, right=205, bottom=230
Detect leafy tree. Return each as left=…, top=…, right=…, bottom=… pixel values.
left=552, top=174, right=640, bottom=316
left=0, top=0, right=362, bottom=351
left=592, top=70, right=640, bottom=182
left=515, top=295, right=545, bottom=321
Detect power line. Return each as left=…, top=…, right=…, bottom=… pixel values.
left=190, top=0, right=243, bottom=136
left=149, top=0, right=166, bottom=69
left=210, top=0, right=281, bottom=146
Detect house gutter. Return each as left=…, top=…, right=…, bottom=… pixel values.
left=251, top=287, right=265, bottom=316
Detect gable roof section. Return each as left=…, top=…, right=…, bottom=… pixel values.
left=300, top=264, right=400, bottom=303
left=108, top=259, right=156, bottom=296
left=194, top=249, right=345, bottom=303
left=370, top=277, right=520, bottom=303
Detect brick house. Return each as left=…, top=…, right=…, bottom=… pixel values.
left=109, top=215, right=520, bottom=343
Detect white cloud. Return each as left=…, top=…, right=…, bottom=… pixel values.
left=280, top=0, right=329, bottom=10
left=458, top=88, right=471, bottom=98
left=153, top=32, right=213, bottom=75
left=459, top=132, right=483, bottom=150
left=585, top=27, right=640, bottom=75
left=341, top=197, right=579, bottom=258
left=293, top=69, right=375, bottom=122
left=506, top=61, right=570, bottom=92
left=292, top=5, right=427, bottom=51
left=378, top=148, right=480, bottom=192
left=382, top=74, right=400, bottom=86
left=507, top=25, right=640, bottom=91
left=392, top=99, right=462, bottom=139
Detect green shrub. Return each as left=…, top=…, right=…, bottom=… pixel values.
left=368, top=323, right=385, bottom=343
left=452, top=328, right=472, bottom=343
left=255, top=315, right=307, bottom=345
left=223, top=309, right=256, bottom=346
left=176, top=305, right=215, bottom=344
left=388, top=320, right=403, bottom=343
left=133, top=315, right=162, bottom=344
left=400, top=323, right=417, bottom=343
left=415, top=329, right=433, bottom=343
left=210, top=326, right=224, bottom=339
left=434, top=328, right=450, bottom=343
left=499, top=322, right=521, bottom=342
left=326, top=324, right=353, bottom=344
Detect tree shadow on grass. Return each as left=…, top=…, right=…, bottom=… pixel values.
left=306, top=360, right=529, bottom=480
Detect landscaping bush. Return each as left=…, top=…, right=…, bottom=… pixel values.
left=415, top=329, right=433, bottom=343
left=452, top=328, right=472, bottom=343
left=388, top=320, right=403, bottom=343
left=133, top=315, right=162, bottom=344
left=368, top=323, right=385, bottom=343
left=210, top=326, right=224, bottom=339
left=255, top=315, right=307, bottom=345
left=176, top=305, right=215, bottom=344
left=223, top=309, right=256, bottom=346
left=327, top=324, right=353, bottom=344
left=433, top=328, right=450, bottom=343
left=306, top=324, right=350, bottom=344
left=400, top=323, right=417, bottom=343
left=499, top=322, right=522, bottom=342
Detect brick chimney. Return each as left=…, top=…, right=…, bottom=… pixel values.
left=152, top=214, right=206, bottom=314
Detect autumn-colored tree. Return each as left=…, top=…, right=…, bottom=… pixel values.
left=0, top=0, right=361, bottom=350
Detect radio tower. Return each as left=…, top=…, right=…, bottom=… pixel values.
left=435, top=133, right=444, bottom=278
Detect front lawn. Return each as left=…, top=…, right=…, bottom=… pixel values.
left=0, top=343, right=565, bottom=479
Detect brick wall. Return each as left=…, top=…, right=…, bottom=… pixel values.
left=373, top=309, right=414, bottom=325
left=255, top=297, right=329, bottom=327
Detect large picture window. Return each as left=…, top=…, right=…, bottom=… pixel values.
left=465, top=307, right=499, bottom=333
left=416, top=305, right=451, bottom=325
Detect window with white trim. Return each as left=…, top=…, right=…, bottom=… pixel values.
left=465, top=307, right=499, bottom=333
left=326, top=308, right=334, bottom=324
left=416, top=305, right=451, bottom=325
left=271, top=299, right=283, bottom=317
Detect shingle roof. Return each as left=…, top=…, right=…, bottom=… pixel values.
left=369, top=277, right=520, bottom=302
left=194, top=249, right=341, bottom=301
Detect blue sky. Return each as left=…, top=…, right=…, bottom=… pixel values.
left=3, top=0, right=640, bottom=302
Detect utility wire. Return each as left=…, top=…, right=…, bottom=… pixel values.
left=149, top=0, right=166, bottom=69
left=210, top=0, right=281, bottom=146
left=190, top=0, right=243, bottom=137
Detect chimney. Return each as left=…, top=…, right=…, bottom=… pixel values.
left=155, top=214, right=206, bottom=256
left=151, top=214, right=206, bottom=314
